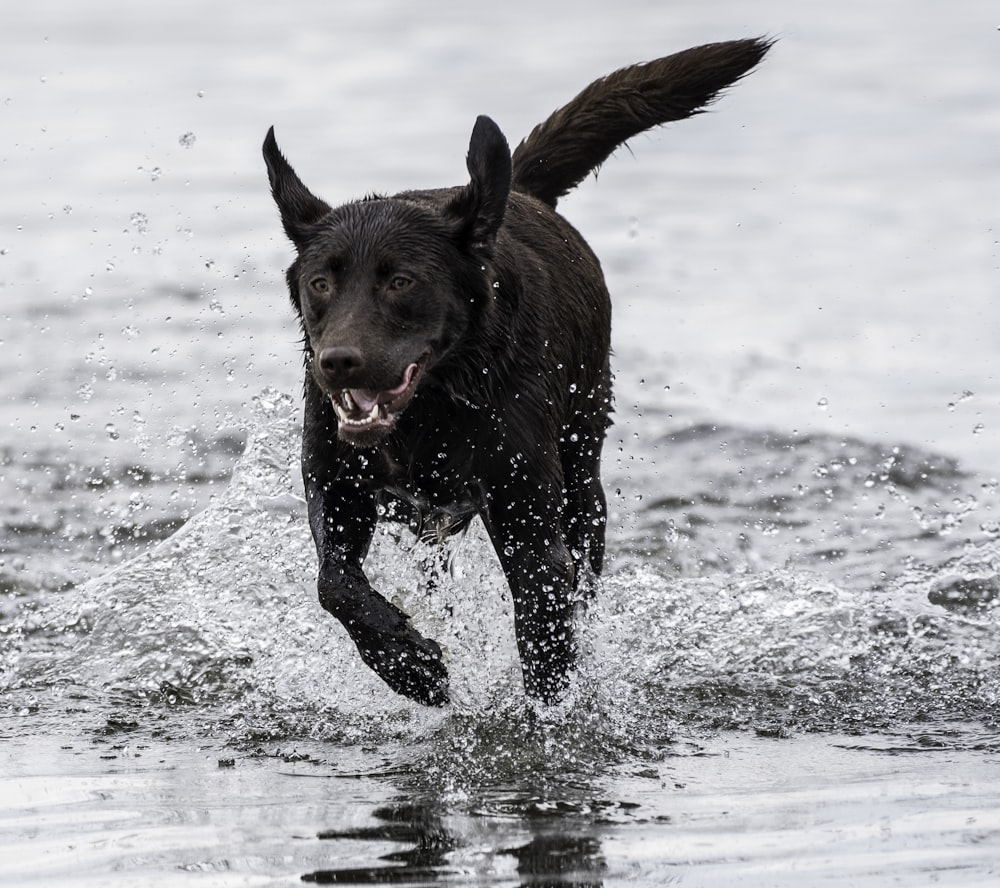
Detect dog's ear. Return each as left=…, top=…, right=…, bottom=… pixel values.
left=263, top=126, right=332, bottom=247
left=445, top=116, right=511, bottom=253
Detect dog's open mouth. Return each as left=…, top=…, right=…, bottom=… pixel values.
left=330, top=360, right=424, bottom=439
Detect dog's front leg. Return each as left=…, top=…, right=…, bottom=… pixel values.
left=483, top=474, right=578, bottom=704
left=304, top=450, right=449, bottom=706
left=316, top=551, right=450, bottom=706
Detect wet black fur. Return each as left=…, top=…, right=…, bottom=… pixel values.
left=263, top=38, right=771, bottom=706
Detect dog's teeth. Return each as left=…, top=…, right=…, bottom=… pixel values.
left=368, top=403, right=379, bottom=421
left=331, top=395, right=356, bottom=424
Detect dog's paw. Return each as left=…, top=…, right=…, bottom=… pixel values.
left=355, top=624, right=450, bottom=707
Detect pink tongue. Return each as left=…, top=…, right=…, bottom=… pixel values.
left=349, top=363, right=417, bottom=413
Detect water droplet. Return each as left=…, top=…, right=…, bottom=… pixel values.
left=130, top=212, right=148, bottom=234
left=105, top=423, right=120, bottom=440
left=178, top=131, right=196, bottom=149
left=948, top=391, right=974, bottom=411
left=817, top=397, right=829, bottom=410
left=973, top=423, right=985, bottom=435
left=981, top=520, right=1000, bottom=539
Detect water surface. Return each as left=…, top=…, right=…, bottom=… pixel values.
left=2, top=0, right=1000, bottom=884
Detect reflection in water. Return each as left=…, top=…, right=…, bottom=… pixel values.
left=306, top=803, right=454, bottom=884
left=503, top=834, right=606, bottom=887
left=304, top=802, right=606, bottom=886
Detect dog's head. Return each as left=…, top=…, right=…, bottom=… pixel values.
left=263, top=117, right=511, bottom=447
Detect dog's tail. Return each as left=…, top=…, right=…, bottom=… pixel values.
left=510, top=37, right=772, bottom=208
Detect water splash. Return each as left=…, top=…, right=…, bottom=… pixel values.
left=4, top=390, right=999, bottom=774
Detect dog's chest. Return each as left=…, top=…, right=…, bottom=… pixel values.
left=378, top=453, right=482, bottom=544
left=375, top=415, right=485, bottom=542
left=377, top=481, right=480, bottom=544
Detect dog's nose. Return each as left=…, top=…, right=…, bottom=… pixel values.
left=318, top=346, right=365, bottom=379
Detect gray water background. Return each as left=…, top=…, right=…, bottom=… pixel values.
left=2, top=0, right=1000, bottom=885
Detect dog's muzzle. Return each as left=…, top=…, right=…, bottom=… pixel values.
left=329, top=360, right=424, bottom=442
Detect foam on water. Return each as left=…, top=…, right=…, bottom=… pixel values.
left=4, top=391, right=1000, bottom=778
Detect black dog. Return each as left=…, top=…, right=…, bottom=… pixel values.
left=263, top=38, right=770, bottom=706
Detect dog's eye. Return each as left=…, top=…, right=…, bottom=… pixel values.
left=310, top=277, right=331, bottom=294
left=387, top=275, right=413, bottom=293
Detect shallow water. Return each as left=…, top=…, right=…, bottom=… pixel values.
left=3, top=0, right=1000, bottom=885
